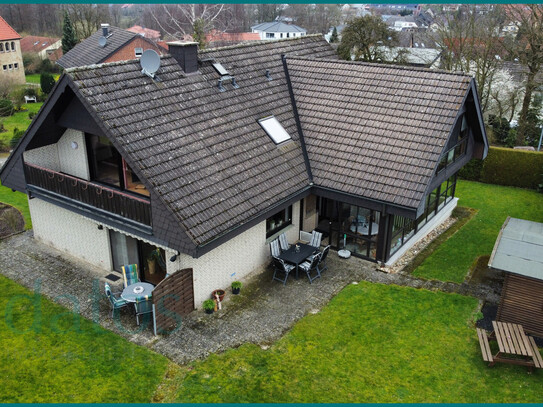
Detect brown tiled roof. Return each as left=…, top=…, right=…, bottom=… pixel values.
left=127, top=25, right=161, bottom=40
left=57, top=26, right=137, bottom=69
left=67, top=36, right=336, bottom=245
left=286, top=57, right=471, bottom=209
left=0, top=16, right=20, bottom=41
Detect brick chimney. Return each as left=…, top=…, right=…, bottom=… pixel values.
left=167, top=41, right=198, bottom=74
left=101, top=23, right=110, bottom=37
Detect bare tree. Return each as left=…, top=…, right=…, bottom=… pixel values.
left=433, top=5, right=506, bottom=113
left=150, top=4, right=232, bottom=46
left=64, top=4, right=111, bottom=40
left=503, top=4, right=543, bottom=144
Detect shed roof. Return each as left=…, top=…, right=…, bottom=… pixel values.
left=489, top=217, right=543, bottom=281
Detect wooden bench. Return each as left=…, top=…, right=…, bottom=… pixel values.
left=528, top=336, right=543, bottom=369
left=477, top=328, right=494, bottom=364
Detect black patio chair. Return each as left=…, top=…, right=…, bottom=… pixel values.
left=272, top=256, right=295, bottom=285
left=318, top=245, right=330, bottom=274
left=299, top=252, right=322, bottom=284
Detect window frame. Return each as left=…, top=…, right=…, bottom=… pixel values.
left=266, top=206, right=293, bottom=238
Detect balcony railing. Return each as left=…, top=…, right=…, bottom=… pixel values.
left=24, top=163, right=151, bottom=226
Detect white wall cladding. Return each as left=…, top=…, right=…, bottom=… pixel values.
left=57, top=129, right=90, bottom=180
left=22, top=128, right=90, bottom=180
left=29, top=198, right=112, bottom=270
left=24, top=144, right=60, bottom=170
left=176, top=201, right=301, bottom=306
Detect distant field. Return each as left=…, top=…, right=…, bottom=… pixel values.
left=0, top=103, right=43, bottom=150
left=25, top=73, right=60, bottom=84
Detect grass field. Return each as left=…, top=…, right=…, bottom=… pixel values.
left=0, top=103, right=43, bottom=150
left=0, top=274, right=169, bottom=402
left=412, top=180, right=543, bottom=282
left=25, top=73, right=60, bottom=84
left=160, top=282, right=543, bottom=403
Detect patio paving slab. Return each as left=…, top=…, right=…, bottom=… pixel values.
left=0, top=231, right=502, bottom=364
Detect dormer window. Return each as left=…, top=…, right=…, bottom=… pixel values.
left=258, top=116, right=292, bottom=145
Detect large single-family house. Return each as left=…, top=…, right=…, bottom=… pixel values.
left=0, top=35, right=488, bottom=309
left=57, top=24, right=167, bottom=69
left=0, top=15, right=25, bottom=84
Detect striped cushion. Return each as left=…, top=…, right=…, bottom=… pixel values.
left=121, top=264, right=139, bottom=288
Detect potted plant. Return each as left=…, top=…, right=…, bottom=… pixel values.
left=211, top=289, right=226, bottom=302
left=202, top=299, right=215, bottom=314
left=231, top=281, right=242, bottom=295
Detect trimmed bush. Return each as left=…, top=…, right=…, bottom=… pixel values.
left=0, top=98, right=14, bottom=117
left=10, top=127, right=25, bottom=148
left=40, top=73, right=55, bottom=95
left=460, top=146, right=543, bottom=189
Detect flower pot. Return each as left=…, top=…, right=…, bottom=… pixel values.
left=232, top=287, right=240, bottom=295
left=211, top=289, right=226, bottom=302
left=204, top=308, right=214, bottom=314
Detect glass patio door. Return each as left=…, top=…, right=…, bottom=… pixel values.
left=109, top=230, right=139, bottom=272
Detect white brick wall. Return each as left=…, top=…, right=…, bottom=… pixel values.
left=29, top=195, right=302, bottom=308
left=24, top=144, right=60, bottom=170
left=23, top=128, right=90, bottom=180
left=29, top=198, right=112, bottom=269
left=175, top=200, right=301, bottom=306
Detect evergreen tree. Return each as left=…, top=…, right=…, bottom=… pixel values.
left=330, top=26, right=338, bottom=43
left=192, top=18, right=206, bottom=50
left=40, top=73, right=56, bottom=95
left=62, top=11, right=78, bottom=54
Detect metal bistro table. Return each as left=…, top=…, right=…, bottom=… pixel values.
left=278, top=243, right=317, bottom=279
left=121, top=282, right=155, bottom=302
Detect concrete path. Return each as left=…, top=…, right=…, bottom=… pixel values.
left=0, top=231, right=501, bottom=364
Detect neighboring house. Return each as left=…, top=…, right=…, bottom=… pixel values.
left=381, top=47, right=441, bottom=68
left=20, top=35, right=61, bottom=60
left=0, top=16, right=25, bottom=84
left=0, top=35, right=488, bottom=310
left=386, top=16, right=419, bottom=32
left=126, top=25, right=161, bottom=41
left=57, top=24, right=167, bottom=69
left=251, top=22, right=306, bottom=40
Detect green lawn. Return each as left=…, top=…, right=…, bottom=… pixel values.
left=413, top=180, right=543, bottom=282
left=25, top=73, right=60, bottom=84
left=164, top=282, right=543, bottom=403
left=0, top=103, right=43, bottom=149
left=0, top=274, right=169, bottom=402
left=0, top=181, right=31, bottom=229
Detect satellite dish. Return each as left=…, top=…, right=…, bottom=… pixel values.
left=140, top=49, right=161, bottom=77
left=98, top=36, right=107, bottom=48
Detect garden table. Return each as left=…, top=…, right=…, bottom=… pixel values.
left=277, top=243, right=316, bottom=279
left=121, top=282, right=154, bottom=302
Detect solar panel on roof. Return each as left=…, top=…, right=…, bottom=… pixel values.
left=258, top=116, right=292, bottom=145
left=212, top=62, right=229, bottom=76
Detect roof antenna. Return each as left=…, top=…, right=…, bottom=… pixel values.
left=265, top=69, right=272, bottom=81
left=139, top=49, right=161, bottom=80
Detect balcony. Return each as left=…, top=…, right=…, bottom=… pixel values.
left=24, top=163, right=151, bottom=226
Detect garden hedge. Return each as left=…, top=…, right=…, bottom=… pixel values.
left=459, top=146, right=543, bottom=189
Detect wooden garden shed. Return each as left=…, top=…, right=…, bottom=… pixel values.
left=489, top=217, right=543, bottom=337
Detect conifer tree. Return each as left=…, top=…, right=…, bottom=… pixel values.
left=62, top=11, right=78, bottom=54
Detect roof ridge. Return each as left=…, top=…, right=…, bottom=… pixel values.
left=65, top=58, right=140, bottom=74
left=286, top=55, right=472, bottom=78
left=199, top=33, right=323, bottom=54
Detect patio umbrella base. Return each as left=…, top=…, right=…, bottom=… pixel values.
left=338, top=249, right=351, bottom=259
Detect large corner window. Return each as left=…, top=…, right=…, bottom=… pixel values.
left=86, top=133, right=149, bottom=196
left=266, top=206, right=292, bottom=238
left=258, top=116, right=292, bottom=145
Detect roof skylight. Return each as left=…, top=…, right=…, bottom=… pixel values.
left=212, top=62, right=229, bottom=76
left=258, top=116, right=292, bottom=145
